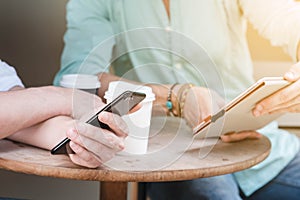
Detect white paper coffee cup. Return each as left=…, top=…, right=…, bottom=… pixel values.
left=60, top=74, right=101, bottom=94
left=104, top=81, right=155, bottom=154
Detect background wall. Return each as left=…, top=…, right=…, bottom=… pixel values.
left=0, top=0, right=67, bottom=87
left=247, top=23, right=292, bottom=62
left=247, top=23, right=293, bottom=80
left=0, top=1, right=101, bottom=200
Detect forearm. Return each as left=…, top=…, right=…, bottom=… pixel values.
left=8, top=116, right=73, bottom=150
left=9, top=86, right=24, bottom=91
left=54, top=0, right=114, bottom=86
left=97, top=72, right=172, bottom=112
left=0, top=86, right=72, bottom=138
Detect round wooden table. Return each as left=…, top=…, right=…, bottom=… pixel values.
left=0, top=117, right=271, bottom=200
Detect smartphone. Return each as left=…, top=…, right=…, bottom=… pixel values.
left=51, top=90, right=146, bottom=155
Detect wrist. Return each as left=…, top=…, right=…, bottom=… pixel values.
left=39, top=86, right=73, bottom=116
left=147, top=83, right=193, bottom=117
left=168, top=84, right=182, bottom=116
left=146, top=83, right=171, bottom=115
left=147, top=83, right=168, bottom=104
left=166, top=83, right=179, bottom=116
left=176, top=84, right=194, bottom=118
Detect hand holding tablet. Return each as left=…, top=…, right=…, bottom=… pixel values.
left=193, top=77, right=291, bottom=139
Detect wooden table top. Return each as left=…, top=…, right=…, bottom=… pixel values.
left=0, top=117, right=271, bottom=182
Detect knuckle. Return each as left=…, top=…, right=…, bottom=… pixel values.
left=74, top=144, right=85, bottom=154
left=86, top=155, right=98, bottom=165
left=105, top=113, right=115, bottom=126
left=278, top=92, right=289, bottom=103
left=94, top=146, right=109, bottom=158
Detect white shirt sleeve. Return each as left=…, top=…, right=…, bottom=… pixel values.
left=240, top=0, right=300, bottom=61
left=0, top=60, right=24, bottom=91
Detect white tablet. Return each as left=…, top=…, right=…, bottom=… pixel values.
left=193, top=77, right=291, bottom=138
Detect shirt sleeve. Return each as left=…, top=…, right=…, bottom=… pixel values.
left=240, top=0, right=300, bottom=61
left=53, top=0, right=115, bottom=85
left=0, top=60, right=24, bottom=91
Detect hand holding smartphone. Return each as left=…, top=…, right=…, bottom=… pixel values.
left=51, top=91, right=146, bottom=155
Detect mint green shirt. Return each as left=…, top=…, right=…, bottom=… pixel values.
left=55, top=0, right=300, bottom=196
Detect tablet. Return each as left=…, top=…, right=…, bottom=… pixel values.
left=193, top=77, right=291, bottom=138
left=277, top=113, right=300, bottom=128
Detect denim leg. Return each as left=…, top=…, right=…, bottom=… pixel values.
left=147, top=174, right=242, bottom=200
left=245, top=149, right=300, bottom=200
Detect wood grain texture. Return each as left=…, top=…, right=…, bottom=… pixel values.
left=0, top=117, right=271, bottom=182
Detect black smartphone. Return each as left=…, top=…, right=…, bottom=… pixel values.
left=51, top=90, right=146, bottom=155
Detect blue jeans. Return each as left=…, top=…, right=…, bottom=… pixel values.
left=147, top=148, right=300, bottom=200
left=147, top=174, right=241, bottom=200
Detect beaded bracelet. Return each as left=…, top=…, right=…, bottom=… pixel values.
left=166, top=83, right=179, bottom=116
left=177, top=83, right=194, bottom=118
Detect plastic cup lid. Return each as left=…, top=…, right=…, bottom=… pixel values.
left=60, top=74, right=101, bottom=89
left=104, top=81, right=155, bottom=102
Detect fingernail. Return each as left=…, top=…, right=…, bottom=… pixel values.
left=253, top=110, right=261, bottom=117
left=98, top=112, right=107, bottom=121
left=255, top=104, right=263, bottom=111
left=117, top=140, right=125, bottom=150
left=285, top=71, right=295, bottom=80
left=118, top=143, right=125, bottom=150
left=220, top=135, right=228, bottom=142
left=253, top=105, right=263, bottom=117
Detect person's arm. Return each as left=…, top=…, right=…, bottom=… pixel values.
left=220, top=1, right=300, bottom=142
left=57, top=0, right=261, bottom=143
left=0, top=84, right=106, bottom=138
left=9, top=86, right=23, bottom=91
left=98, top=72, right=226, bottom=128
left=4, top=86, right=128, bottom=168
left=53, top=0, right=184, bottom=116
left=53, top=0, right=115, bottom=85
left=253, top=61, right=300, bottom=116
left=0, top=86, right=73, bottom=138
left=240, top=0, right=300, bottom=61
left=8, top=113, right=127, bottom=168
left=240, top=0, right=300, bottom=115
left=222, top=45, right=300, bottom=143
